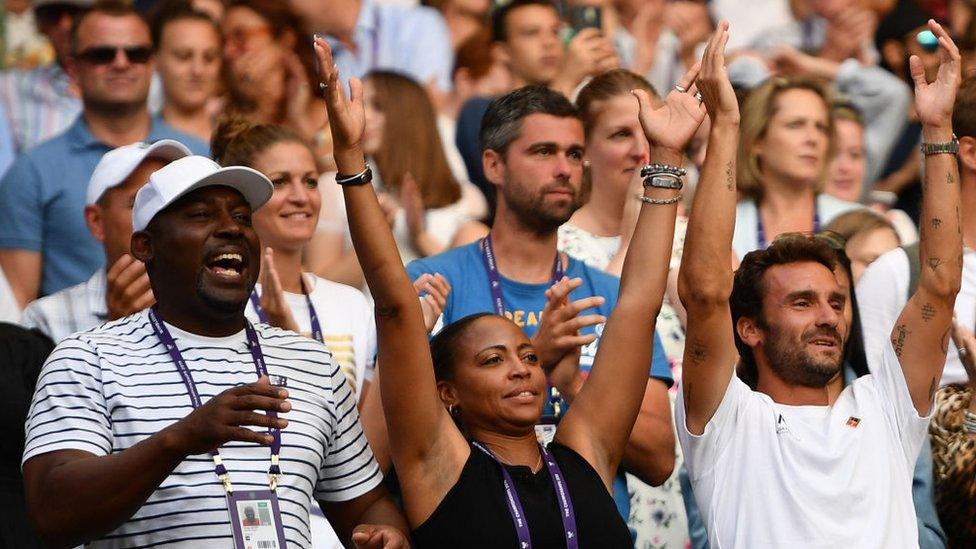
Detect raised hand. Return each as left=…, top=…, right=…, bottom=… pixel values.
left=105, top=253, right=155, bottom=320
left=313, top=35, right=365, bottom=153
left=259, top=247, right=300, bottom=333
left=413, top=273, right=451, bottom=333
left=632, top=62, right=705, bottom=152
left=167, top=375, right=290, bottom=456
left=695, top=22, right=739, bottom=125
left=532, top=277, right=606, bottom=371
left=911, top=19, right=961, bottom=132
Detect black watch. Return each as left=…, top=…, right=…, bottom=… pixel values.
left=335, top=165, right=373, bottom=186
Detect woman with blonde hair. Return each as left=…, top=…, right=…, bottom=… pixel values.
left=732, top=76, right=864, bottom=258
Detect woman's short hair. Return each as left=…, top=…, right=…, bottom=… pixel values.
left=737, top=76, right=835, bottom=201
left=365, top=70, right=461, bottom=209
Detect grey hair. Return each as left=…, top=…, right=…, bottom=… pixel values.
left=479, top=85, right=582, bottom=155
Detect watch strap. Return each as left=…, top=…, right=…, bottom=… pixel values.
left=920, top=134, right=959, bottom=156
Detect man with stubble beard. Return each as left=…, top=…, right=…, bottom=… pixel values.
left=677, top=19, right=963, bottom=548
left=405, top=85, right=676, bottom=521
left=21, top=155, right=408, bottom=548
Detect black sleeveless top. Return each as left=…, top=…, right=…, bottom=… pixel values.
left=412, top=441, right=632, bottom=548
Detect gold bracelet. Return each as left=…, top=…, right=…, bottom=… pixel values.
left=636, top=193, right=682, bottom=205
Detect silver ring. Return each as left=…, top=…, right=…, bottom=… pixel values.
left=319, top=82, right=327, bottom=92
left=958, top=346, right=968, bottom=357
left=695, top=92, right=703, bottom=102
left=674, top=84, right=687, bottom=93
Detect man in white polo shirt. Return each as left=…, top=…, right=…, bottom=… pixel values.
left=22, top=156, right=408, bottom=548
left=20, top=139, right=190, bottom=342
left=675, top=22, right=963, bottom=547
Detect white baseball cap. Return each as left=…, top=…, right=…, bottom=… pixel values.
left=87, top=140, right=193, bottom=205
left=132, top=155, right=274, bottom=232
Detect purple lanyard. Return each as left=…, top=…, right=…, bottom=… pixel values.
left=472, top=442, right=579, bottom=549
left=480, top=235, right=564, bottom=317
left=148, top=307, right=282, bottom=492
left=757, top=208, right=821, bottom=249
left=249, top=276, right=323, bottom=343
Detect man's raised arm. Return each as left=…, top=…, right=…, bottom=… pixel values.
left=891, top=20, right=964, bottom=415
left=677, top=23, right=742, bottom=435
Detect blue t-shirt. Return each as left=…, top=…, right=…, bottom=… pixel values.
left=407, top=241, right=674, bottom=522
left=0, top=115, right=209, bottom=296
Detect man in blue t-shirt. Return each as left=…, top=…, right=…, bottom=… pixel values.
left=407, top=86, right=676, bottom=520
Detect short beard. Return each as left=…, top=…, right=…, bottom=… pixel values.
left=763, top=322, right=844, bottom=388
left=195, top=271, right=249, bottom=316
left=502, top=180, right=581, bottom=234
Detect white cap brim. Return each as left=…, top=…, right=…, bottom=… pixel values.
left=87, top=139, right=193, bottom=205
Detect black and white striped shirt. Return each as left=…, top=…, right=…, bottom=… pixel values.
left=24, top=310, right=382, bottom=548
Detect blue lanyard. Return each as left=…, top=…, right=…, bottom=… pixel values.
left=249, top=276, right=323, bottom=343
left=472, top=442, right=579, bottom=549
left=756, top=208, right=821, bottom=249
left=148, top=307, right=282, bottom=492
left=479, top=235, right=564, bottom=317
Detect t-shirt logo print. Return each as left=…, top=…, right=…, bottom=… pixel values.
left=775, top=414, right=789, bottom=435
left=846, top=416, right=861, bottom=428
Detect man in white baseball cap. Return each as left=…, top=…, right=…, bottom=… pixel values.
left=20, top=139, right=191, bottom=342
left=22, top=154, right=410, bottom=548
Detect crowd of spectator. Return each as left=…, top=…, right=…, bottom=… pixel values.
left=0, top=0, right=974, bottom=548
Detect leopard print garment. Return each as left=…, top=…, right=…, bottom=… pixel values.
left=929, top=383, right=976, bottom=547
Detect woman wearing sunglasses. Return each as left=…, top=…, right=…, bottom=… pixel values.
left=312, top=21, right=721, bottom=545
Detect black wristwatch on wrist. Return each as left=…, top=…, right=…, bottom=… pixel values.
left=335, top=165, right=373, bottom=186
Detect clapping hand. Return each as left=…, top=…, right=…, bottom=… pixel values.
left=259, top=247, right=300, bottom=333
left=313, top=36, right=365, bottom=153
left=414, top=273, right=451, bottom=333
left=532, top=277, right=605, bottom=372
left=351, top=524, right=409, bottom=548
left=105, top=254, right=155, bottom=320
left=632, top=63, right=705, bottom=153
left=695, top=22, right=739, bottom=125
left=911, top=20, right=961, bottom=134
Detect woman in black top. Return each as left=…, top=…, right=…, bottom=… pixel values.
left=314, top=26, right=726, bottom=547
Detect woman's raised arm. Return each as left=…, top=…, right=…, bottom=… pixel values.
left=313, top=38, right=467, bottom=485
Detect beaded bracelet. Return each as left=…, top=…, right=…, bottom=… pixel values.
left=636, top=193, right=682, bottom=205
left=640, top=163, right=687, bottom=178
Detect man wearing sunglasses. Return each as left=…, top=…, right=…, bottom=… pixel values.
left=0, top=0, right=208, bottom=311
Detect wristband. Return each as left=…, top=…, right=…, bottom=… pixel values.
left=643, top=174, right=684, bottom=190
left=335, top=165, right=373, bottom=186
left=920, top=134, right=959, bottom=156
left=636, top=193, right=682, bottom=205
left=640, top=163, right=687, bottom=178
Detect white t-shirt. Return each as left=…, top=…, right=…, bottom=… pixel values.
left=857, top=246, right=976, bottom=386
left=247, top=274, right=376, bottom=398
left=23, top=311, right=383, bottom=548
left=676, top=340, right=930, bottom=548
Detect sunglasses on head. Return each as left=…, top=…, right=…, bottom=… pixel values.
left=76, top=45, right=153, bottom=65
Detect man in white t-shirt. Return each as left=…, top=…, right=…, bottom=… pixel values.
left=675, top=22, right=963, bottom=548
left=22, top=156, right=408, bottom=548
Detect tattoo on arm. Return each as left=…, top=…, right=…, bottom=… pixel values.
left=947, top=172, right=955, bottom=185
left=689, top=340, right=707, bottom=365
left=930, top=218, right=942, bottom=229
left=724, top=161, right=734, bottom=191
left=927, top=258, right=945, bottom=271
left=892, top=323, right=910, bottom=358
left=921, top=302, right=936, bottom=322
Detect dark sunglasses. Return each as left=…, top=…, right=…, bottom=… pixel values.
left=76, top=46, right=153, bottom=66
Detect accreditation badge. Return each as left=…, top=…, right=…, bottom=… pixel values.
left=227, top=490, right=288, bottom=549
left=534, top=415, right=558, bottom=446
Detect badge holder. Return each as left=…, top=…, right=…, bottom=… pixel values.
left=228, top=488, right=288, bottom=549
left=534, top=388, right=563, bottom=446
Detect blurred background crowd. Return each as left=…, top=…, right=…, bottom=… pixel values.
left=0, top=0, right=975, bottom=548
